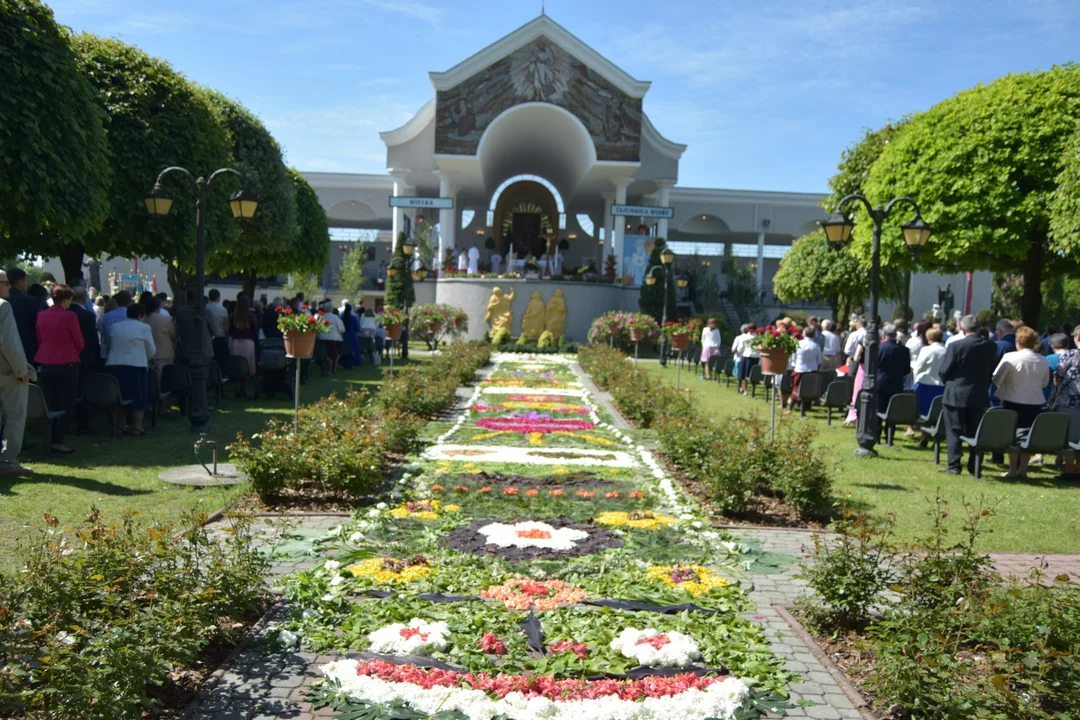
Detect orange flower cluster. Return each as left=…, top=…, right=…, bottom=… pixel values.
left=481, top=578, right=589, bottom=611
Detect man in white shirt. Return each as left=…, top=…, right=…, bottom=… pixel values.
left=467, top=244, right=480, bottom=274
left=206, top=288, right=230, bottom=368
left=789, top=327, right=823, bottom=412
left=820, top=319, right=842, bottom=371
left=732, top=324, right=759, bottom=395
left=946, top=325, right=965, bottom=346
left=457, top=248, right=468, bottom=273
left=844, top=318, right=867, bottom=364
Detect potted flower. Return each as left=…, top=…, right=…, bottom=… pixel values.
left=276, top=307, right=331, bottom=358
left=412, top=305, right=445, bottom=334
left=453, top=309, right=468, bottom=330
left=627, top=314, right=654, bottom=342
left=378, top=307, right=408, bottom=340
left=750, top=324, right=801, bottom=373
left=663, top=318, right=701, bottom=351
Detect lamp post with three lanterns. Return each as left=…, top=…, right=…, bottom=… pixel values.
left=644, top=246, right=679, bottom=366
left=144, top=167, right=258, bottom=432
left=819, top=193, right=932, bottom=457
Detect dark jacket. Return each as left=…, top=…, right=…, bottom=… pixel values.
left=7, top=288, right=40, bottom=361
left=876, top=339, right=911, bottom=395
left=995, top=333, right=1016, bottom=361
left=939, top=334, right=998, bottom=409
left=70, top=303, right=101, bottom=369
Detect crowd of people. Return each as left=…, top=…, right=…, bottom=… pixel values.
left=718, top=313, right=1080, bottom=480
left=0, top=268, right=389, bottom=478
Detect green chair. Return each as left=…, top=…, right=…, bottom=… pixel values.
left=961, top=408, right=1018, bottom=479
left=919, top=407, right=947, bottom=464
left=876, top=392, right=919, bottom=446
left=823, top=375, right=854, bottom=426
left=796, top=372, right=825, bottom=417
left=25, top=383, right=64, bottom=452
left=1011, top=412, right=1070, bottom=456
left=85, top=372, right=132, bottom=435
left=722, top=358, right=735, bottom=388
left=749, top=364, right=763, bottom=398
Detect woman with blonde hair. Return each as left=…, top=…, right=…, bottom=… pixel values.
left=993, top=326, right=1049, bottom=478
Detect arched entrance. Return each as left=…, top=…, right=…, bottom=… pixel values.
left=489, top=175, right=563, bottom=257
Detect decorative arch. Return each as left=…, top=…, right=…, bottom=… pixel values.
left=678, top=213, right=731, bottom=235
left=488, top=174, right=565, bottom=214
left=327, top=199, right=378, bottom=223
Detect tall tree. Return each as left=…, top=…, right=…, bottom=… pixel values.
left=336, top=243, right=370, bottom=299
left=1050, top=122, right=1080, bottom=258
left=859, top=64, right=1080, bottom=326
left=822, top=119, right=910, bottom=212
left=773, top=231, right=902, bottom=322
left=73, top=35, right=238, bottom=295
left=287, top=167, right=330, bottom=277
left=203, top=90, right=296, bottom=297
left=0, top=0, right=110, bottom=282
left=637, top=239, right=677, bottom=323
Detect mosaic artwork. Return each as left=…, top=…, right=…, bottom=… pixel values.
left=435, top=37, right=643, bottom=161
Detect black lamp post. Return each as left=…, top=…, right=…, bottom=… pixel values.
left=144, top=167, right=257, bottom=432
left=393, top=237, right=417, bottom=361
left=821, top=194, right=931, bottom=456
left=644, top=246, right=676, bottom=366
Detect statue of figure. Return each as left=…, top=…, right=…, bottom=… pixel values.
left=521, top=290, right=547, bottom=340
left=545, top=288, right=567, bottom=338
left=485, top=286, right=515, bottom=335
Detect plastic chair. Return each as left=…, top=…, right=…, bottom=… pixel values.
left=161, top=364, right=192, bottom=417
left=223, top=355, right=253, bottom=398
left=960, top=408, right=1019, bottom=479
left=25, top=383, right=64, bottom=450
left=749, top=364, right=763, bottom=398
left=823, top=376, right=854, bottom=426
left=920, top=410, right=947, bottom=464
left=147, top=370, right=171, bottom=429
left=876, top=392, right=919, bottom=446
left=207, top=360, right=224, bottom=406
left=795, top=372, right=825, bottom=417
left=722, top=359, right=736, bottom=388
left=1011, top=412, right=1070, bottom=456
left=85, top=373, right=132, bottom=435
left=920, top=394, right=944, bottom=427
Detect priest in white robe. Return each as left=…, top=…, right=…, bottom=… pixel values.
left=467, top=244, right=480, bottom=274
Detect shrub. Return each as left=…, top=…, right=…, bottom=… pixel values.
left=587, top=311, right=660, bottom=349
left=537, top=330, right=556, bottom=348
left=491, top=327, right=512, bottom=346
left=516, top=332, right=529, bottom=346
left=0, top=509, right=269, bottom=718
left=769, top=423, right=834, bottom=516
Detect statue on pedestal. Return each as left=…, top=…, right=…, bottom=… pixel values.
left=545, top=288, right=567, bottom=338
left=521, top=290, right=546, bottom=340
left=485, top=286, right=516, bottom=335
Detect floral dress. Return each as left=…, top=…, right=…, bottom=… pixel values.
left=1053, top=349, right=1080, bottom=409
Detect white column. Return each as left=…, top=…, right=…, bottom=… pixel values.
left=755, top=230, right=766, bottom=294
left=612, top=179, right=631, bottom=278
left=656, top=180, right=674, bottom=240
left=600, top=192, right=614, bottom=266
left=436, top=173, right=455, bottom=273
left=390, top=170, right=413, bottom=251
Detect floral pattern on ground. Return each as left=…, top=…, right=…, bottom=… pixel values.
left=481, top=578, right=589, bottom=611
left=475, top=416, right=596, bottom=434
left=348, top=556, right=434, bottom=584
left=646, top=565, right=730, bottom=596
left=594, top=510, right=677, bottom=530
left=388, top=500, right=460, bottom=521
left=610, top=628, right=702, bottom=668
left=366, top=619, right=449, bottom=656
left=444, top=517, right=624, bottom=561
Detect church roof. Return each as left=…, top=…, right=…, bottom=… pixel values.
left=428, top=15, right=651, bottom=99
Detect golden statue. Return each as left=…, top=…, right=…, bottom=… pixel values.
left=521, top=290, right=547, bottom=340
left=545, top=288, right=567, bottom=338
left=485, top=286, right=515, bottom=335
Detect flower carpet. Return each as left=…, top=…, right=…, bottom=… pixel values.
left=281, top=354, right=793, bottom=719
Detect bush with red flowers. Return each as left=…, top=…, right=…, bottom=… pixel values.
left=276, top=306, right=331, bottom=334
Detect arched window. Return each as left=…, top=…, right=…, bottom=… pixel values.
left=486, top=174, right=566, bottom=230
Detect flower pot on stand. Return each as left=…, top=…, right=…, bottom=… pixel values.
left=284, top=330, right=317, bottom=359
left=759, top=348, right=789, bottom=374
left=671, top=333, right=690, bottom=351
left=428, top=320, right=443, bottom=334
left=629, top=328, right=646, bottom=342
left=454, top=317, right=464, bottom=329
left=385, top=323, right=403, bottom=341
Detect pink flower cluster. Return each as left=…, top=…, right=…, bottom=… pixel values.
left=637, top=634, right=672, bottom=650
left=351, top=660, right=728, bottom=701
left=549, top=640, right=589, bottom=660
left=475, top=417, right=595, bottom=434
left=478, top=633, right=507, bottom=655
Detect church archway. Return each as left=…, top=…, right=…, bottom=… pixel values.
left=490, top=177, right=562, bottom=257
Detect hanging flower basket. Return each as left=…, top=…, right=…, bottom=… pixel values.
left=630, top=328, right=646, bottom=342
left=428, top=320, right=443, bottom=333
left=284, top=330, right=317, bottom=359
left=670, top=333, right=690, bottom=351
left=759, top=348, right=789, bottom=374
left=455, top=316, right=465, bottom=328
left=385, top=323, right=403, bottom=341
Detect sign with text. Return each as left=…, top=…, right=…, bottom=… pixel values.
left=389, top=196, right=455, bottom=209
left=611, top=204, right=674, bottom=219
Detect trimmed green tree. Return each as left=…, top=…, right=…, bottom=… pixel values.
left=336, top=242, right=370, bottom=299
left=823, top=119, right=909, bottom=212
left=637, top=239, right=677, bottom=323
left=773, top=231, right=902, bottom=322
left=203, top=90, right=296, bottom=297
left=287, top=168, right=330, bottom=277
left=0, top=0, right=110, bottom=281
left=1050, top=122, right=1080, bottom=259
left=73, top=34, right=238, bottom=295
left=859, top=64, right=1080, bottom=326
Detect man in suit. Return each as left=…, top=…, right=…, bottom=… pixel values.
left=69, top=287, right=101, bottom=434
left=876, top=324, right=911, bottom=413
left=939, top=314, right=999, bottom=475
left=0, top=270, right=36, bottom=476
left=4, top=267, right=40, bottom=361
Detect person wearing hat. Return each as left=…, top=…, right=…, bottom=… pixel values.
left=0, top=270, right=36, bottom=476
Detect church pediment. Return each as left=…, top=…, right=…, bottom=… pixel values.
left=434, top=35, right=642, bottom=162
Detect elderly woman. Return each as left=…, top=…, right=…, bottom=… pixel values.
left=993, top=326, right=1050, bottom=479
left=699, top=318, right=722, bottom=380
left=105, top=303, right=155, bottom=435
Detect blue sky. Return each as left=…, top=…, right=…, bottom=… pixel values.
left=46, top=0, right=1080, bottom=194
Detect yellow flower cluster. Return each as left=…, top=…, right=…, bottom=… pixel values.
left=387, top=500, right=460, bottom=521
left=348, top=558, right=434, bottom=584
left=646, top=565, right=730, bottom=596
left=593, top=511, right=676, bottom=530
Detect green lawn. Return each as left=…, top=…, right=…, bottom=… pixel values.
left=642, top=363, right=1080, bottom=554
left=0, top=358, right=427, bottom=567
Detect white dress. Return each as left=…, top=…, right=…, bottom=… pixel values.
left=468, top=246, right=480, bottom=274
left=457, top=251, right=468, bottom=272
